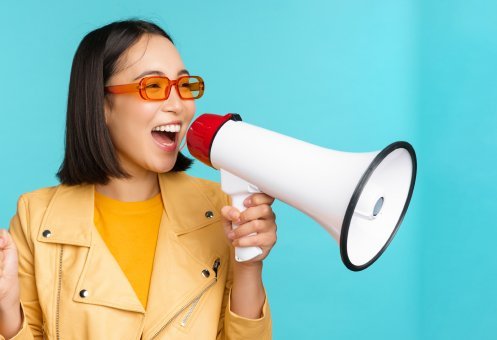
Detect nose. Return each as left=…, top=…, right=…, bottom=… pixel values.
left=160, top=85, right=183, bottom=114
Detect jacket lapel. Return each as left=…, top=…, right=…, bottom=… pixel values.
left=38, top=184, right=144, bottom=313
left=142, top=172, right=223, bottom=338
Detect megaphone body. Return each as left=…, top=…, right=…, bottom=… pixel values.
left=187, top=113, right=416, bottom=271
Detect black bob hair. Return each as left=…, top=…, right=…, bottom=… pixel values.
left=57, top=19, right=193, bottom=185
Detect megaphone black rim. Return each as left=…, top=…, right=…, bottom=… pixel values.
left=339, top=141, right=417, bottom=271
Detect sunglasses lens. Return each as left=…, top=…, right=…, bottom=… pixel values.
left=178, top=77, right=204, bottom=99
left=143, top=77, right=170, bottom=100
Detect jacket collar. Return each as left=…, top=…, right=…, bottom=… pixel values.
left=158, top=172, right=221, bottom=235
left=36, top=172, right=224, bottom=323
left=38, top=172, right=220, bottom=245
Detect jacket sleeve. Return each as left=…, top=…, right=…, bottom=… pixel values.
left=1, top=196, right=43, bottom=340
left=216, top=195, right=272, bottom=340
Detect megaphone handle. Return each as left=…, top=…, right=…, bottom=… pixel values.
left=230, top=193, right=264, bottom=262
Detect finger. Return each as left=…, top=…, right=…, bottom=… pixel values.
left=243, top=193, right=275, bottom=208
left=231, top=219, right=276, bottom=240
left=239, top=204, right=275, bottom=224
left=233, top=231, right=277, bottom=248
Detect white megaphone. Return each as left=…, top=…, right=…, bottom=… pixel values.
left=187, top=113, right=416, bottom=271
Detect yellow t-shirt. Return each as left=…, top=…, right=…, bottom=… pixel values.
left=93, top=191, right=163, bottom=308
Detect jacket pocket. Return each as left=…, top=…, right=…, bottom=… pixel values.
left=175, top=257, right=221, bottom=331
left=149, top=257, right=221, bottom=339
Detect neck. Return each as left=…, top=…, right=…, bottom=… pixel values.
left=95, top=172, right=160, bottom=202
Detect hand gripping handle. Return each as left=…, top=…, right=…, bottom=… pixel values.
left=221, top=170, right=263, bottom=262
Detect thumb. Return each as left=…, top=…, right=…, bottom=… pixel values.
left=221, top=206, right=241, bottom=237
left=221, top=206, right=241, bottom=224
left=0, top=229, right=19, bottom=278
left=0, top=229, right=17, bottom=251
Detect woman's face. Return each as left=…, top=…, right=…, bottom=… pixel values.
left=104, top=34, right=196, bottom=177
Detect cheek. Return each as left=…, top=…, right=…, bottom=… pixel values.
left=184, top=102, right=196, bottom=125
left=106, top=100, right=156, bottom=146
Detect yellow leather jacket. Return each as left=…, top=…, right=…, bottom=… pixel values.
left=4, top=172, right=271, bottom=340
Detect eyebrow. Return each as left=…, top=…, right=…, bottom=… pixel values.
left=177, top=69, right=190, bottom=76
left=133, top=69, right=190, bottom=81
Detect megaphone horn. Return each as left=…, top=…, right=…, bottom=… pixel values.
left=187, top=113, right=417, bottom=271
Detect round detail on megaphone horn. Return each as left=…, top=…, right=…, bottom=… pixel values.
left=340, top=141, right=417, bottom=271
left=373, top=197, right=384, bottom=217
left=187, top=113, right=243, bottom=168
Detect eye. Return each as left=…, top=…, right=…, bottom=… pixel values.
left=146, top=82, right=162, bottom=89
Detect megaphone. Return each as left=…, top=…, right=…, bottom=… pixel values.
left=187, top=113, right=416, bottom=271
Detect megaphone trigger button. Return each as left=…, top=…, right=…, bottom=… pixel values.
left=205, top=211, right=214, bottom=219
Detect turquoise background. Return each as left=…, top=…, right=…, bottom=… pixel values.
left=1, top=1, right=496, bottom=339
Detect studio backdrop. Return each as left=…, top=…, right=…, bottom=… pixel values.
left=1, top=1, right=496, bottom=339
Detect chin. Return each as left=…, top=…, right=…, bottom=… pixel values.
left=152, top=157, right=178, bottom=174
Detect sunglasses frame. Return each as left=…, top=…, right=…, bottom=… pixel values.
left=104, top=75, right=204, bottom=101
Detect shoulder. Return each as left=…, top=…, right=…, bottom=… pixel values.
left=10, top=185, right=61, bottom=249
left=188, top=175, right=224, bottom=197
left=16, top=185, right=60, bottom=213
left=12, top=183, right=90, bottom=235
left=160, top=172, right=230, bottom=207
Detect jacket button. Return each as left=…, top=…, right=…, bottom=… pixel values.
left=42, top=230, right=52, bottom=238
left=205, top=211, right=214, bottom=218
left=79, top=289, right=89, bottom=298
left=201, top=269, right=210, bottom=278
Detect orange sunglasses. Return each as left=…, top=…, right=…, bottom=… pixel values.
left=105, top=75, right=205, bottom=101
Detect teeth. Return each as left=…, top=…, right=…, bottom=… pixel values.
left=153, top=124, right=181, bottom=132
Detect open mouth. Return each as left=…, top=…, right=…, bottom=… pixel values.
left=151, top=124, right=180, bottom=146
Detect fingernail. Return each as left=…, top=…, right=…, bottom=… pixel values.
left=244, top=198, right=252, bottom=206
left=228, top=231, right=235, bottom=239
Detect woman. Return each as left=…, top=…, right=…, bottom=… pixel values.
left=0, top=20, right=276, bottom=339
